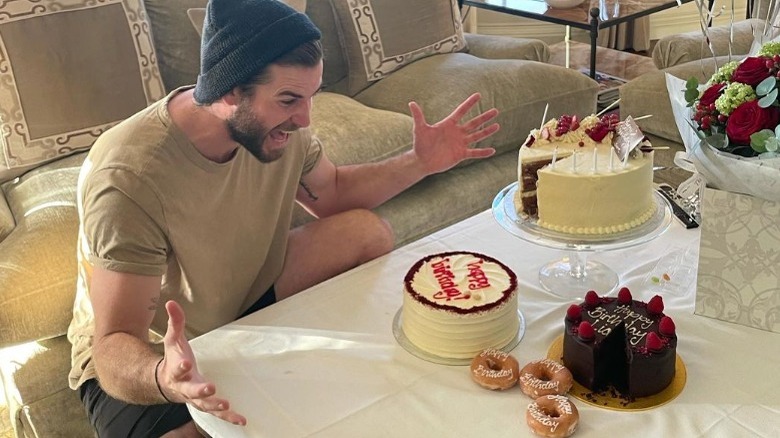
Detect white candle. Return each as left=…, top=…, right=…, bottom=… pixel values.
left=622, top=151, right=629, bottom=168
left=592, top=148, right=597, bottom=173
left=540, top=103, right=549, bottom=132
left=609, top=150, right=614, bottom=172
left=551, top=147, right=558, bottom=170
left=572, top=151, right=577, bottom=173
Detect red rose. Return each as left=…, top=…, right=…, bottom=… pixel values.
left=698, top=83, right=725, bottom=107
left=731, top=56, right=773, bottom=86
left=725, top=100, right=780, bottom=144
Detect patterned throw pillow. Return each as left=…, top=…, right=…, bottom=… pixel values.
left=329, top=0, right=467, bottom=96
left=0, top=0, right=165, bottom=182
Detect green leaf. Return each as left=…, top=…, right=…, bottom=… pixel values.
left=684, top=87, right=700, bottom=104
left=684, top=77, right=701, bottom=105
left=757, top=76, right=778, bottom=95
left=704, top=133, right=728, bottom=149
left=750, top=129, right=773, bottom=153
left=758, top=88, right=778, bottom=107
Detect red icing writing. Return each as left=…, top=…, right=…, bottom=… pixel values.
left=430, top=258, right=471, bottom=301
left=467, top=260, right=491, bottom=290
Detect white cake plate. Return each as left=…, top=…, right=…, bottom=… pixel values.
left=491, top=182, right=672, bottom=298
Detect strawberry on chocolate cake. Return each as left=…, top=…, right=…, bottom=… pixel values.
left=562, top=288, right=677, bottom=398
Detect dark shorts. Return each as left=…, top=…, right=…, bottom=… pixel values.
left=79, top=378, right=191, bottom=437
left=79, top=286, right=276, bottom=436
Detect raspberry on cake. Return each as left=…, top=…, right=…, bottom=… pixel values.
left=515, top=114, right=655, bottom=235
left=401, top=251, right=518, bottom=360
left=562, top=288, right=677, bottom=398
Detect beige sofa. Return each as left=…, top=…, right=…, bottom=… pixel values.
left=0, top=1, right=598, bottom=436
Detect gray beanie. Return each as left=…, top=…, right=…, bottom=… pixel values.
left=193, top=0, right=321, bottom=104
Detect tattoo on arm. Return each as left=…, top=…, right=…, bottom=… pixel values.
left=148, top=296, right=160, bottom=312
left=299, top=181, right=319, bottom=201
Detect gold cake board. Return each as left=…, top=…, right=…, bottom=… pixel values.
left=547, top=335, right=686, bottom=411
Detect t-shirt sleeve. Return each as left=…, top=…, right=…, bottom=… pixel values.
left=301, top=130, right=323, bottom=176
left=81, top=167, right=169, bottom=276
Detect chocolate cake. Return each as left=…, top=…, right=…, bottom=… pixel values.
left=562, top=288, right=677, bottom=398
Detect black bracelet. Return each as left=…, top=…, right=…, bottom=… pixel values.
left=154, top=357, right=174, bottom=404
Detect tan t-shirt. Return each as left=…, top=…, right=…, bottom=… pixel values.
left=68, top=88, right=322, bottom=389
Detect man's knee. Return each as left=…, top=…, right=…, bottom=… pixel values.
left=349, top=209, right=394, bottom=258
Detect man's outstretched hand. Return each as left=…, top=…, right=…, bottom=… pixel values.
left=409, top=92, right=500, bottom=175
left=160, top=300, right=247, bottom=426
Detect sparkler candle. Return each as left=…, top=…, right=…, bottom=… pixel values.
left=592, top=148, right=597, bottom=173
left=551, top=146, right=558, bottom=170
left=609, top=149, right=614, bottom=172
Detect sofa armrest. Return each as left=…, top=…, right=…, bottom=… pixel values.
left=465, top=33, right=550, bottom=62
left=0, top=154, right=83, bottom=348
left=0, top=192, right=13, bottom=242
left=652, top=19, right=762, bottom=69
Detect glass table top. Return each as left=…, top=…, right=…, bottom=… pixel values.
left=464, top=0, right=694, bottom=29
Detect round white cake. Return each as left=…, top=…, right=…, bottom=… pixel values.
left=401, top=251, right=519, bottom=359
left=516, top=114, right=656, bottom=235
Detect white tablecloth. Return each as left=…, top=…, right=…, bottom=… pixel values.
left=189, top=210, right=780, bottom=437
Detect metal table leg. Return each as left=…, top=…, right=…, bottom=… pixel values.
left=589, top=7, right=600, bottom=79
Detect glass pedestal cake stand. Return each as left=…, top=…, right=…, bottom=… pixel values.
left=492, top=182, right=673, bottom=298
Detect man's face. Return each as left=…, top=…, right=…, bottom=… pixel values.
left=227, top=61, right=323, bottom=163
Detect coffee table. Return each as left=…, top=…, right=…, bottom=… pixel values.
left=187, top=210, right=780, bottom=437
left=463, top=0, right=694, bottom=79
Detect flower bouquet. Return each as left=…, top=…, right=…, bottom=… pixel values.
left=666, top=43, right=780, bottom=202
left=683, top=41, right=780, bottom=158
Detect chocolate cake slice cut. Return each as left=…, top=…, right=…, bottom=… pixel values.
left=561, top=289, right=677, bottom=398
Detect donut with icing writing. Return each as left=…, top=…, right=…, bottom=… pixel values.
left=519, top=359, right=573, bottom=398
left=469, top=348, right=519, bottom=390
left=526, top=395, right=579, bottom=438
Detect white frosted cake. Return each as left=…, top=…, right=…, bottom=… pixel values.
left=401, top=251, right=518, bottom=359
left=515, top=114, right=655, bottom=235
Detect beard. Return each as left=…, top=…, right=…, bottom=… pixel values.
left=226, top=99, right=290, bottom=163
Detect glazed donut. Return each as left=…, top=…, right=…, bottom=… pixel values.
left=519, top=359, right=573, bottom=398
left=469, top=348, right=520, bottom=390
left=526, top=395, right=579, bottom=438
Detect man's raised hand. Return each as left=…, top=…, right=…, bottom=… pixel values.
left=409, top=92, right=500, bottom=175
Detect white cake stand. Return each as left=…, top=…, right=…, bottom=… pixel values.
left=492, top=182, right=672, bottom=298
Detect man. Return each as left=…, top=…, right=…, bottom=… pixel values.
left=67, top=0, right=500, bottom=436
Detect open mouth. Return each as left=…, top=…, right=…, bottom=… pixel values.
left=269, top=129, right=291, bottom=144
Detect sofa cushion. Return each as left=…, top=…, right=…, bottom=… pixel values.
left=328, top=0, right=468, bottom=96
left=0, top=152, right=85, bottom=347
left=376, top=149, right=518, bottom=247
left=310, top=92, right=413, bottom=165
left=0, top=336, right=91, bottom=438
left=306, top=0, right=349, bottom=94
left=651, top=19, right=760, bottom=69
left=145, top=0, right=208, bottom=91
left=464, top=33, right=549, bottom=62
left=0, top=0, right=165, bottom=183
left=354, top=54, right=599, bottom=158
left=620, top=56, right=742, bottom=144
